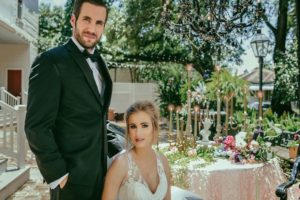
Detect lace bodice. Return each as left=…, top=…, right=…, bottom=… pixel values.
left=118, top=151, right=168, bottom=200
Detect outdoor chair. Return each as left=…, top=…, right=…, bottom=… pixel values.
left=275, top=145, right=300, bottom=200
left=106, top=121, right=126, bottom=158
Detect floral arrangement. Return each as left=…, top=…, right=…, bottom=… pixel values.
left=214, top=133, right=273, bottom=163
left=162, top=132, right=274, bottom=168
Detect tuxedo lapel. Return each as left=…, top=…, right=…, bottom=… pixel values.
left=65, top=40, right=103, bottom=105
left=96, top=55, right=112, bottom=108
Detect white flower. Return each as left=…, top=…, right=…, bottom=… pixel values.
left=226, top=150, right=233, bottom=156
left=265, top=142, right=272, bottom=148
left=250, top=140, right=259, bottom=153
left=235, top=131, right=247, bottom=148
left=170, top=146, right=178, bottom=153
left=250, top=140, right=259, bottom=146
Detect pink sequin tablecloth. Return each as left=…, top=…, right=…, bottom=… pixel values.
left=171, top=158, right=300, bottom=200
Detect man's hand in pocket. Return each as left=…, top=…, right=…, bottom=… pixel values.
left=59, top=175, right=68, bottom=189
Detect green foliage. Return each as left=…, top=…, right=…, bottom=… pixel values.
left=179, top=77, right=204, bottom=105
left=279, top=112, right=300, bottom=132
left=263, top=108, right=275, bottom=121
left=206, top=69, right=247, bottom=102
left=163, top=0, right=259, bottom=73
left=273, top=51, right=298, bottom=104
left=104, top=0, right=189, bottom=61
left=138, top=63, right=184, bottom=117
left=60, top=0, right=74, bottom=43
left=205, top=68, right=247, bottom=114
left=137, top=63, right=208, bottom=117
left=160, top=146, right=214, bottom=168
left=255, top=136, right=273, bottom=162
left=196, top=146, right=215, bottom=162
left=287, top=140, right=299, bottom=147
left=38, top=4, right=65, bottom=52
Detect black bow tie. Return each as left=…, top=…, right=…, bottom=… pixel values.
left=82, top=49, right=99, bottom=62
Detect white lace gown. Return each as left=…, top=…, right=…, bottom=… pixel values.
left=118, top=151, right=168, bottom=200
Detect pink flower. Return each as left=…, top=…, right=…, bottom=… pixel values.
left=223, top=135, right=235, bottom=150
left=170, top=146, right=178, bottom=153
left=187, top=148, right=197, bottom=156
left=294, top=134, right=299, bottom=141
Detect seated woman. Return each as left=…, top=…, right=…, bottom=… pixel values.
left=102, top=100, right=171, bottom=200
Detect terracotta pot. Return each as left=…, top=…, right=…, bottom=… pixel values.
left=289, top=146, right=298, bottom=159
left=108, top=108, right=115, bottom=121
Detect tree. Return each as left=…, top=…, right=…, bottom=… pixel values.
left=138, top=63, right=185, bottom=117
left=206, top=69, right=247, bottom=115
left=161, top=0, right=263, bottom=74
left=206, top=69, right=246, bottom=102
left=274, top=51, right=298, bottom=106
left=263, top=0, right=288, bottom=63
left=60, top=0, right=74, bottom=43
left=296, top=0, right=300, bottom=105
left=38, top=4, right=65, bottom=52
left=262, top=0, right=292, bottom=114
left=103, top=0, right=190, bottom=66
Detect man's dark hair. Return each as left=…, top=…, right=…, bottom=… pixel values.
left=72, top=0, right=108, bottom=23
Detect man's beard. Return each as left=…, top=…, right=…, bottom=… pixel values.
left=74, top=26, right=100, bottom=49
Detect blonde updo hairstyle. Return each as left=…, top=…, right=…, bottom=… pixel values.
left=125, top=101, right=159, bottom=148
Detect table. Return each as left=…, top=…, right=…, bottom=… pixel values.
left=171, top=158, right=300, bottom=200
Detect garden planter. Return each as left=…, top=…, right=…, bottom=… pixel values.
left=289, top=146, right=298, bottom=159
left=108, top=108, right=115, bottom=121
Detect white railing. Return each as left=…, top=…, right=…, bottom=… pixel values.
left=0, top=87, right=20, bottom=107
left=0, top=101, right=26, bottom=169
left=110, top=83, right=158, bottom=113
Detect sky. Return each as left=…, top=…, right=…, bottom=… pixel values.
left=236, top=42, right=258, bottom=74
left=38, top=0, right=264, bottom=74
left=39, top=0, right=66, bottom=7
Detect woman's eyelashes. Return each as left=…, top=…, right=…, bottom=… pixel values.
left=129, top=123, right=149, bottom=129
left=141, top=123, right=149, bottom=128
left=129, top=124, right=137, bottom=129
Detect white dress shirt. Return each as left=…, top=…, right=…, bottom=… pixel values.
left=72, top=37, right=103, bottom=94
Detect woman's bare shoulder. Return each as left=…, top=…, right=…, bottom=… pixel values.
left=110, top=149, right=129, bottom=169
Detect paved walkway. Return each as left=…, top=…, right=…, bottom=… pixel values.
left=5, top=155, right=49, bottom=200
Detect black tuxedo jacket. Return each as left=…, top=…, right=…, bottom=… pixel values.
left=25, top=39, right=112, bottom=186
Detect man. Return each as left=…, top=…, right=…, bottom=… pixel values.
left=25, top=0, right=112, bottom=199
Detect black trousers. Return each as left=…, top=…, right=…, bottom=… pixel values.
left=50, top=174, right=104, bottom=200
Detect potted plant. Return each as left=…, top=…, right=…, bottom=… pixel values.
left=287, top=140, right=299, bottom=159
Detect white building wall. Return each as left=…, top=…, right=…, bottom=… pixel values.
left=109, top=68, right=132, bottom=83
left=22, top=43, right=38, bottom=104
left=110, top=83, right=158, bottom=113
left=0, top=43, right=31, bottom=102
left=0, top=0, right=18, bottom=25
